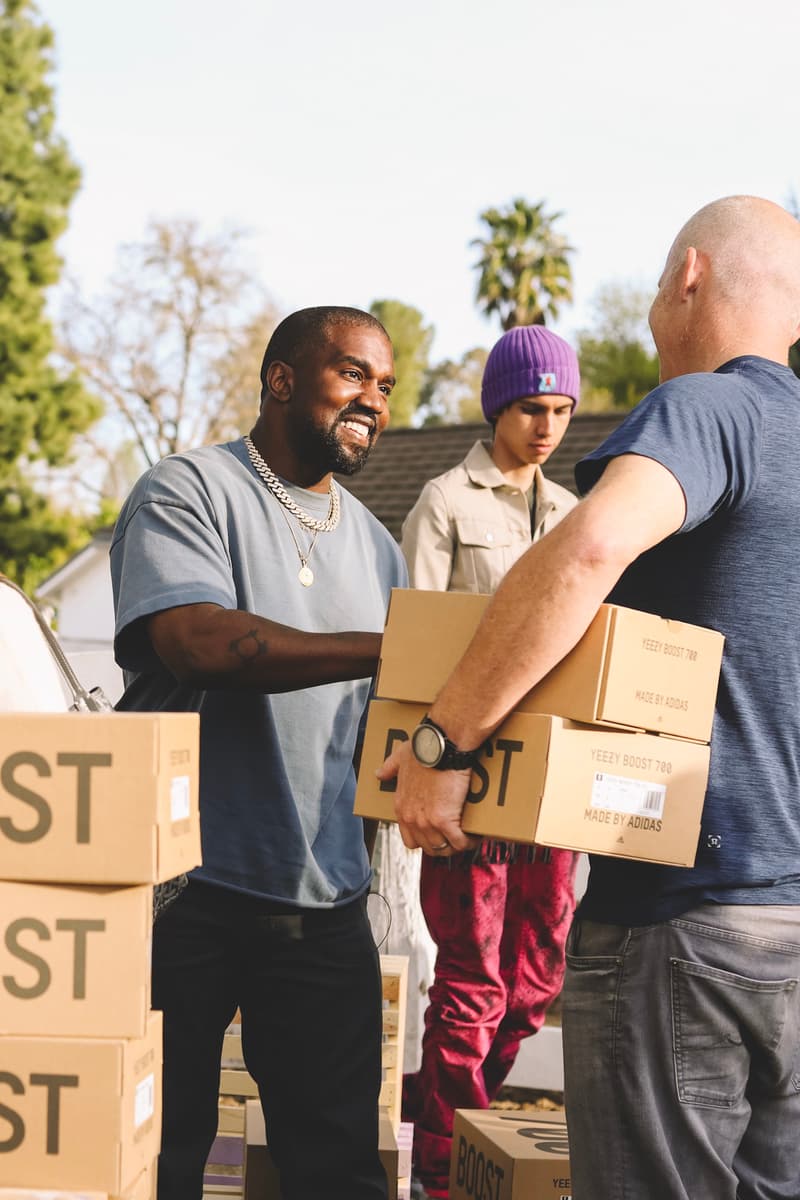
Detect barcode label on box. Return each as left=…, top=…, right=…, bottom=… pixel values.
left=170, top=775, right=191, bottom=821
left=135, top=1072, right=156, bottom=1127
left=591, top=773, right=666, bottom=819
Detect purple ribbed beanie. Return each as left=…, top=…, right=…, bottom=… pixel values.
left=481, top=326, right=581, bottom=423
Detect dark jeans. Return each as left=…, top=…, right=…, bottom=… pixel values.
left=152, top=879, right=388, bottom=1200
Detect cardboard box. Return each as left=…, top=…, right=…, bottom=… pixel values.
left=396, top=1121, right=413, bottom=1183
left=355, top=700, right=710, bottom=866
left=450, top=1109, right=570, bottom=1200
left=0, top=880, right=151, bottom=1037
left=0, top=1011, right=162, bottom=1192
left=0, top=1159, right=156, bottom=1198
left=376, top=589, right=724, bottom=742
left=204, top=1132, right=245, bottom=1194
left=219, top=1068, right=258, bottom=1099
left=221, top=1032, right=245, bottom=1069
left=0, top=713, right=201, bottom=884
left=217, top=1100, right=246, bottom=1134
left=243, top=1101, right=398, bottom=1200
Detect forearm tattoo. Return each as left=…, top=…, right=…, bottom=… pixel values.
left=229, top=629, right=268, bottom=664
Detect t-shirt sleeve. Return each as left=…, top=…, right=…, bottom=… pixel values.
left=110, top=462, right=238, bottom=672
left=574, top=374, right=763, bottom=532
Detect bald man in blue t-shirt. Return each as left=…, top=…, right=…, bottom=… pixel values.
left=382, top=196, right=800, bottom=1200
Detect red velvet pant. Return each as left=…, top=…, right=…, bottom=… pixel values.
left=402, top=847, right=577, bottom=1196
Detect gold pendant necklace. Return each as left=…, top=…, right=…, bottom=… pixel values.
left=277, top=503, right=321, bottom=586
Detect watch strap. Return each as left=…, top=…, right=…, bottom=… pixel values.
left=417, top=715, right=481, bottom=771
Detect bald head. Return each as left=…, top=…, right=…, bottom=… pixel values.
left=668, top=197, right=800, bottom=320
left=651, top=196, right=800, bottom=378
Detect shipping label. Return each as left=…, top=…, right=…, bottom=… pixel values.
left=134, top=1073, right=155, bottom=1129
left=169, top=776, right=191, bottom=823
left=590, top=772, right=666, bottom=819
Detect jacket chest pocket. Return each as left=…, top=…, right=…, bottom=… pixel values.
left=453, top=516, right=519, bottom=594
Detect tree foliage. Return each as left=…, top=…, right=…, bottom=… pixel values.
left=472, top=198, right=574, bottom=331
left=369, top=299, right=434, bottom=427
left=61, top=218, right=280, bottom=483
left=419, top=347, right=488, bottom=425
left=0, top=0, right=101, bottom=586
left=577, top=283, right=660, bottom=411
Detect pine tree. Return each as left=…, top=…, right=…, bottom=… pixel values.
left=0, top=0, right=100, bottom=587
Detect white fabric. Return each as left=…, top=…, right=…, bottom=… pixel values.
left=370, top=821, right=436, bottom=1074
left=0, top=583, right=70, bottom=712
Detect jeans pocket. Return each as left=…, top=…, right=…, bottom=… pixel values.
left=671, top=957, right=797, bottom=1108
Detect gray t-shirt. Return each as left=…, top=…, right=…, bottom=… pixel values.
left=110, top=438, right=406, bottom=907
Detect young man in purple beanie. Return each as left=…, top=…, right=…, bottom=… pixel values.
left=399, top=325, right=581, bottom=1198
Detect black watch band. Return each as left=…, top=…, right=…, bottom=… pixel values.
left=410, top=715, right=481, bottom=771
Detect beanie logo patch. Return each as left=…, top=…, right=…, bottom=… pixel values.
left=538, top=372, right=557, bottom=392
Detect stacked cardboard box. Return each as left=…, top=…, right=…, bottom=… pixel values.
left=0, top=713, right=201, bottom=1195
left=356, top=590, right=725, bottom=867
left=203, top=1015, right=248, bottom=1199
left=449, top=1108, right=571, bottom=1200
left=379, top=954, right=408, bottom=1133
left=0, top=1161, right=157, bottom=1199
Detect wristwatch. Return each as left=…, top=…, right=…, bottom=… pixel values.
left=410, top=715, right=481, bottom=771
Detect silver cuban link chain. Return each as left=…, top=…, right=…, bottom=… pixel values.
left=243, top=435, right=340, bottom=533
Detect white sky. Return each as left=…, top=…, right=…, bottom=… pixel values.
left=46, top=0, right=799, bottom=362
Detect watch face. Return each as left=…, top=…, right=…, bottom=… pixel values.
left=412, top=723, right=444, bottom=766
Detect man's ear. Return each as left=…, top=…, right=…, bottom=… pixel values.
left=680, top=246, right=707, bottom=299
left=265, top=359, right=293, bottom=404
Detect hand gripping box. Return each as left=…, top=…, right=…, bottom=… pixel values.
left=0, top=1011, right=162, bottom=1192
left=355, top=701, right=710, bottom=866
left=450, top=1109, right=570, bottom=1200
left=376, top=589, right=724, bottom=743
left=0, top=713, right=201, bottom=884
left=0, top=880, right=152, bottom=1038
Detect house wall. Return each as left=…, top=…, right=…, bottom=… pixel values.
left=42, top=545, right=125, bottom=704
left=55, top=550, right=116, bottom=650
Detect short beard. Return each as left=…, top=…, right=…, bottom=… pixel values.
left=290, top=409, right=376, bottom=477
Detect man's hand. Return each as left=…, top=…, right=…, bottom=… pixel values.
left=375, top=739, right=479, bottom=856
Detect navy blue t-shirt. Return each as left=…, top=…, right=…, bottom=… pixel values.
left=575, top=356, right=800, bottom=924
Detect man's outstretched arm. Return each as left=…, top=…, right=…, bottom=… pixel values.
left=377, top=453, right=687, bottom=853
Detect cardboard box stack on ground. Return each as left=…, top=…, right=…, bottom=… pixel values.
left=356, top=589, right=724, bottom=867
left=0, top=1157, right=157, bottom=1198
left=204, top=1015, right=249, bottom=1199
left=0, top=712, right=201, bottom=1193
left=379, top=954, right=408, bottom=1134
left=449, top=1108, right=571, bottom=1200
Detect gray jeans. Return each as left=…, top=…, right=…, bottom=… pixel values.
left=562, top=905, right=800, bottom=1200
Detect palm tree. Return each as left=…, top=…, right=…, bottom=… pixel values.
left=472, top=198, right=574, bottom=330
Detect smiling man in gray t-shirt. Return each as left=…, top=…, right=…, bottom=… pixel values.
left=111, top=306, right=405, bottom=1200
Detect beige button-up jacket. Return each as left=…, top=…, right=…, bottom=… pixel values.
left=401, top=440, right=577, bottom=594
